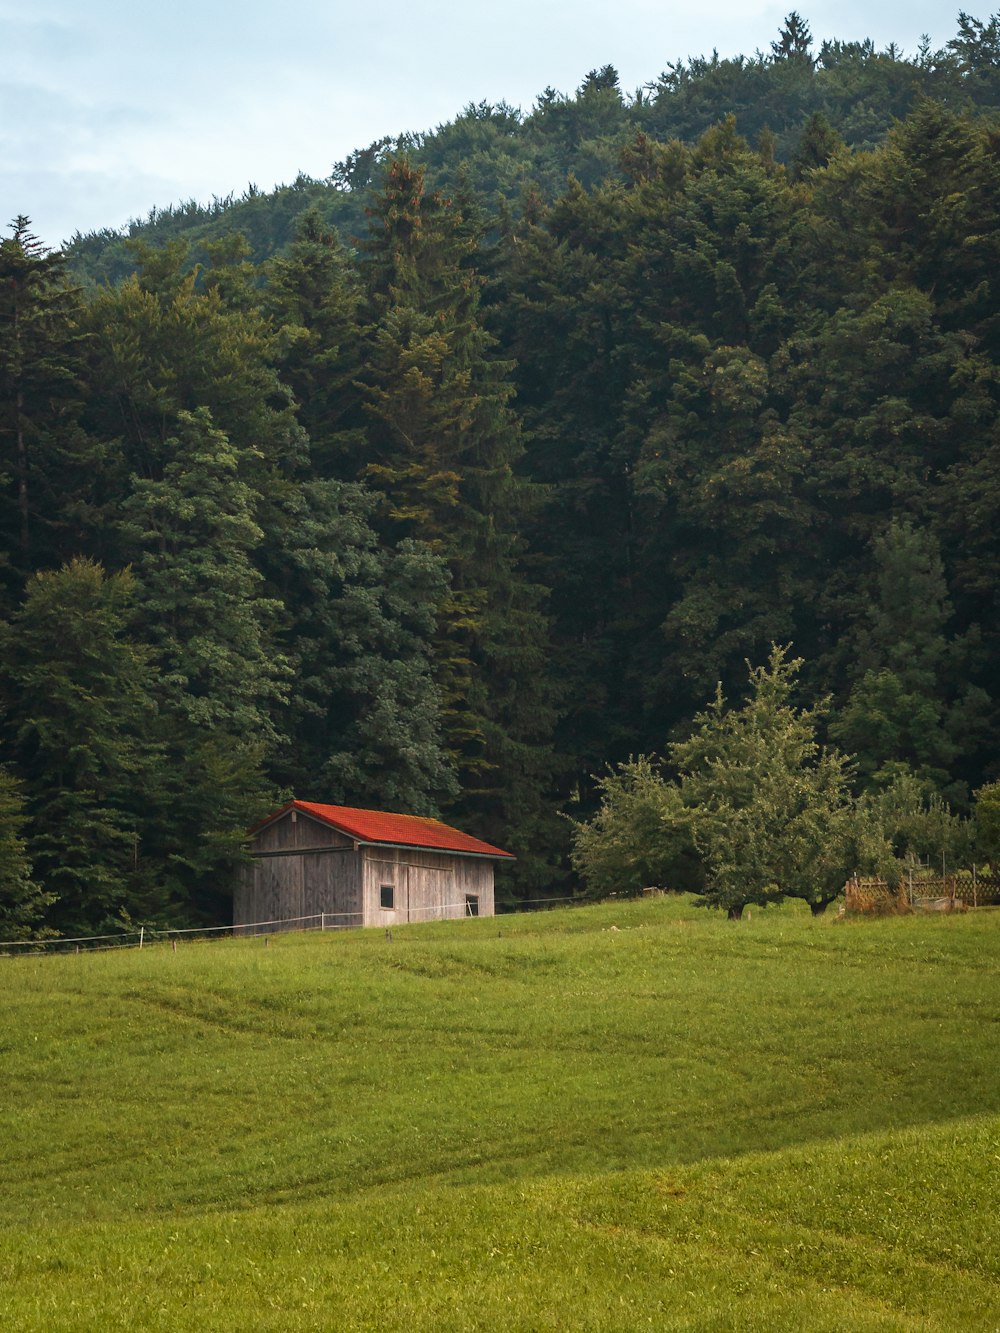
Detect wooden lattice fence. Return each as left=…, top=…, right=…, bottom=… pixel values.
left=844, top=869, right=1000, bottom=914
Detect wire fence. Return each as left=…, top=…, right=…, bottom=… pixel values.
left=0, top=895, right=580, bottom=956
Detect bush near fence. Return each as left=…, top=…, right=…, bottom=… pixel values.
left=843, top=876, right=910, bottom=916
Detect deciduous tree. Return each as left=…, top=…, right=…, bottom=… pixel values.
left=671, top=647, right=857, bottom=917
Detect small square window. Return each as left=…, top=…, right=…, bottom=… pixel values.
left=465, top=894, right=480, bottom=917
left=380, top=884, right=395, bottom=910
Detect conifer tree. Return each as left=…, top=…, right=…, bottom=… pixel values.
left=359, top=161, right=557, bottom=887
left=80, top=237, right=305, bottom=571
left=118, top=409, right=286, bottom=915
left=265, top=476, right=457, bottom=813
left=671, top=647, right=857, bottom=918
left=771, top=12, right=814, bottom=65
left=260, top=214, right=458, bottom=814
left=263, top=210, right=367, bottom=478
left=0, top=560, right=159, bottom=931
left=832, top=520, right=989, bottom=800
left=0, top=218, right=89, bottom=606
left=0, top=766, right=52, bottom=939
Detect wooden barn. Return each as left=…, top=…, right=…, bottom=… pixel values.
left=235, top=800, right=514, bottom=931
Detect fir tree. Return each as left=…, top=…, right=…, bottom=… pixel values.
left=0, top=218, right=88, bottom=606
left=262, top=209, right=367, bottom=479
left=0, top=560, right=159, bottom=931
left=360, top=160, right=558, bottom=889
left=0, top=766, right=52, bottom=940
left=266, top=475, right=457, bottom=813
left=118, top=409, right=286, bottom=916
left=832, top=520, right=989, bottom=800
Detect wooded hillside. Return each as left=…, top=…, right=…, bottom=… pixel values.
left=2, top=13, right=1000, bottom=934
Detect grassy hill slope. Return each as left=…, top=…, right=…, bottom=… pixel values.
left=3, top=898, right=999, bottom=1328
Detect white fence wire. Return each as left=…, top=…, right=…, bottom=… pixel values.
left=0, top=896, right=578, bottom=955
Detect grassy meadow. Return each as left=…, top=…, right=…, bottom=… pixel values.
left=2, top=896, right=999, bottom=1330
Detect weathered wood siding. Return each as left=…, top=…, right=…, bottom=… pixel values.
left=252, top=809, right=353, bottom=854
left=236, top=809, right=499, bottom=930
left=235, top=810, right=362, bottom=932
left=361, top=848, right=494, bottom=925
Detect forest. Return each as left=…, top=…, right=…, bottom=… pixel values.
left=2, top=12, right=1000, bottom=935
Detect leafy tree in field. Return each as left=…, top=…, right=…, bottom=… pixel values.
left=572, top=650, right=877, bottom=915
left=570, top=756, right=702, bottom=900
left=974, top=780, right=1000, bottom=864
left=866, top=769, right=974, bottom=869
left=0, top=766, right=52, bottom=939
left=671, top=647, right=859, bottom=917
left=0, top=560, right=160, bottom=931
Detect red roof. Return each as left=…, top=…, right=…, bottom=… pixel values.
left=253, top=800, right=515, bottom=859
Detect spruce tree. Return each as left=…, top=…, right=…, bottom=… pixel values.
left=265, top=476, right=457, bottom=813
left=118, top=409, right=286, bottom=916
left=671, top=647, right=858, bottom=918
left=0, top=766, right=52, bottom=940
left=0, top=218, right=88, bottom=606
left=832, top=520, right=989, bottom=800
left=262, top=210, right=367, bottom=479
left=80, top=237, right=305, bottom=575
left=359, top=160, right=557, bottom=889
left=0, top=560, right=159, bottom=931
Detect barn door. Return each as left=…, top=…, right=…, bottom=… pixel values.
left=405, top=863, right=457, bottom=922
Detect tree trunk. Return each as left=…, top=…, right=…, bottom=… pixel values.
left=727, top=903, right=744, bottom=920
left=809, top=899, right=828, bottom=917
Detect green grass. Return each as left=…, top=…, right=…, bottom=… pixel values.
left=2, top=898, right=999, bottom=1329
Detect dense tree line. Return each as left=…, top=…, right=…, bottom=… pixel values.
left=65, top=13, right=1000, bottom=284
left=3, top=15, right=1000, bottom=933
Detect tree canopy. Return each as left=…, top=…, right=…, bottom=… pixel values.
left=3, top=13, right=1000, bottom=933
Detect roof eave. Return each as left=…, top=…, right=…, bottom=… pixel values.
left=358, top=839, right=516, bottom=861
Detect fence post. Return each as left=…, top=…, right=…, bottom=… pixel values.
left=973, top=863, right=978, bottom=909
left=139, top=926, right=144, bottom=950
left=321, top=912, right=326, bottom=932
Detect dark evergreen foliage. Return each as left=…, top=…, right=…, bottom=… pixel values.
left=359, top=161, right=560, bottom=892
left=3, top=15, right=1000, bottom=932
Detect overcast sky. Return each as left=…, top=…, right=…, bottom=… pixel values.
left=3, top=0, right=964, bottom=246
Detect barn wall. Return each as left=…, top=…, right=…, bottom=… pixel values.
left=237, top=810, right=362, bottom=932
left=361, top=848, right=495, bottom=925
left=452, top=856, right=495, bottom=918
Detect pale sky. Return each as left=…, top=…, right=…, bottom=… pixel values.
left=2, top=0, right=964, bottom=247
